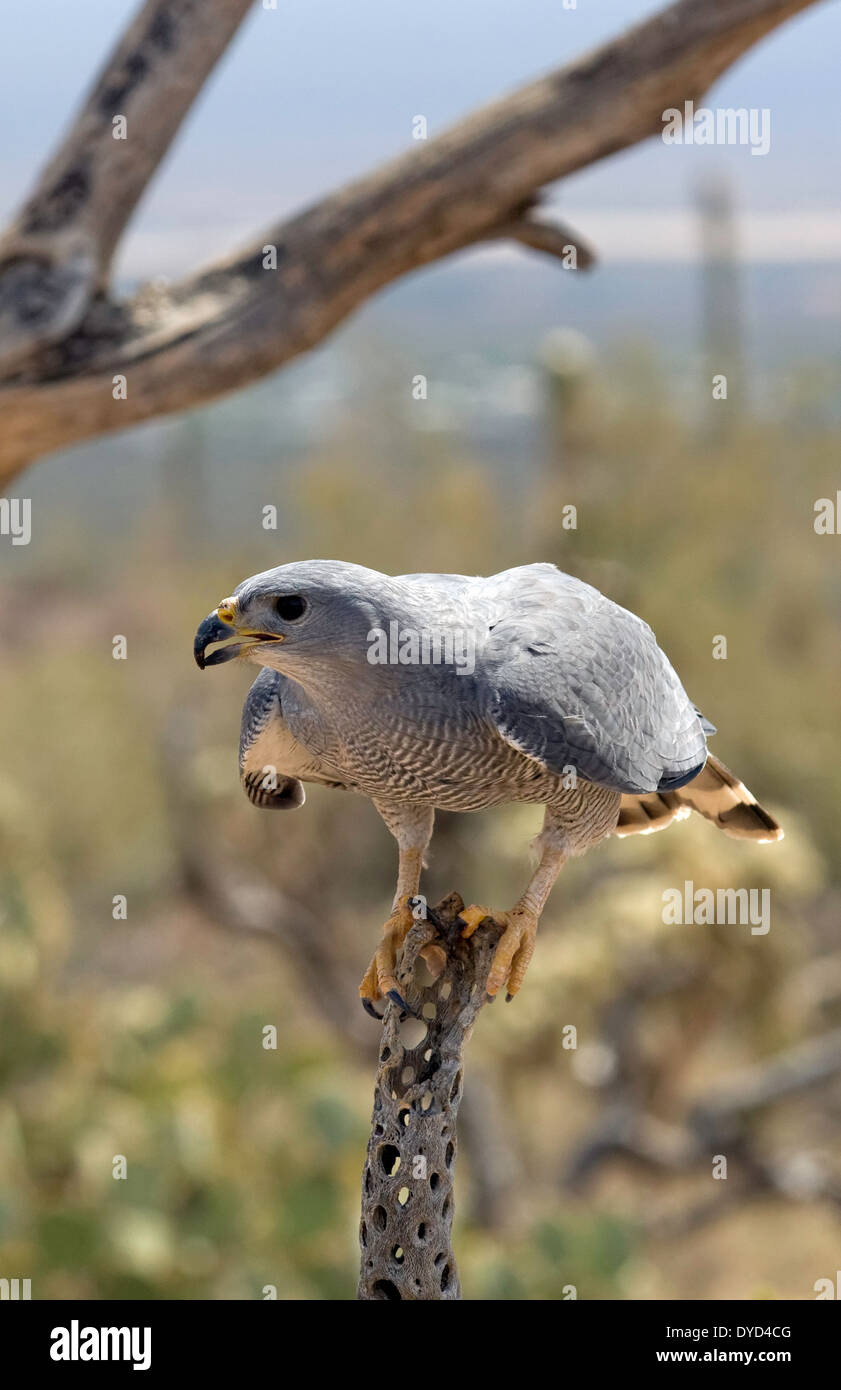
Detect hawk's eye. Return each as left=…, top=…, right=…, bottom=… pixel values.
left=274, top=594, right=307, bottom=621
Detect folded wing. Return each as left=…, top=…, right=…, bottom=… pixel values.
left=239, top=669, right=306, bottom=809
left=475, top=565, right=708, bottom=795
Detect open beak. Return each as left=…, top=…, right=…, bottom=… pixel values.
left=193, top=604, right=283, bottom=670
left=194, top=610, right=238, bottom=668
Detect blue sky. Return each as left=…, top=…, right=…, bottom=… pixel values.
left=1, top=0, right=838, bottom=273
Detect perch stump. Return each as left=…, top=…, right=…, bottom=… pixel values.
left=357, top=892, right=503, bottom=1301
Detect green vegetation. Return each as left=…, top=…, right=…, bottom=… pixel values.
left=1, top=342, right=839, bottom=1299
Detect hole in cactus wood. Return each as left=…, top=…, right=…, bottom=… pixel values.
left=373, top=1279, right=401, bottom=1300
left=378, top=1144, right=401, bottom=1176
left=401, top=1018, right=427, bottom=1049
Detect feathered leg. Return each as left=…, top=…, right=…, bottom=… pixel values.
left=460, top=808, right=567, bottom=1000
left=359, top=800, right=435, bottom=1015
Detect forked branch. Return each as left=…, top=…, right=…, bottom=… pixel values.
left=0, top=0, right=826, bottom=478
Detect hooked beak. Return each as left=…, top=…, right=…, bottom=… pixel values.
left=193, top=601, right=283, bottom=670
left=194, top=610, right=238, bottom=668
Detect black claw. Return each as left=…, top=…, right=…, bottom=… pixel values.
left=424, top=905, right=448, bottom=931
left=361, top=997, right=383, bottom=1020
left=485, top=993, right=496, bottom=1004
left=505, top=993, right=515, bottom=1003
left=387, top=988, right=418, bottom=1018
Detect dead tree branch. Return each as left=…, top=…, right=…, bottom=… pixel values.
left=492, top=214, right=596, bottom=270
left=0, top=0, right=253, bottom=371
left=566, top=1001, right=841, bottom=1237
left=0, top=0, right=825, bottom=479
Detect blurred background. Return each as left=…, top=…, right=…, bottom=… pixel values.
left=0, top=0, right=839, bottom=1300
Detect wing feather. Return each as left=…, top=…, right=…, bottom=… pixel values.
left=239, top=669, right=306, bottom=810
left=475, top=565, right=708, bottom=795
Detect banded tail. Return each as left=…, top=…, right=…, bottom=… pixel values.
left=615, top=754, right=783, bottom=843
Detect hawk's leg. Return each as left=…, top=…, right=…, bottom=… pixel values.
left=460, top=811, right=567, bottom=1000
left=360, top=801, right=436, bottom=1015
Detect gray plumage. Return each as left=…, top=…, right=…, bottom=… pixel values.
left=231, top=561, right=707, bottom=811
left=195, top=559, right=782, bottom=1007
left=238, top=668, right=306, bottom=809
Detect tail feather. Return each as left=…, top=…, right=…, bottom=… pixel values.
left=614, top=790, right=688, bottom=837
left=615, top=754, right=783, bottom=843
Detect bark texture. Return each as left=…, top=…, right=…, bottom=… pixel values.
left=357, top=894, right=502, bottom=1301
left=0, top=0, right=824, bottom=480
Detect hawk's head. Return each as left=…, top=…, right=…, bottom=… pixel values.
left=193, top=559, right=388, bottom=677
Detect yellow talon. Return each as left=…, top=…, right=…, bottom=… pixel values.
left=359, top=897, right=416, bottom=1005
left=459, top=904, right=540, bottom=999
left=459, top=904, right=493, bottom=939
